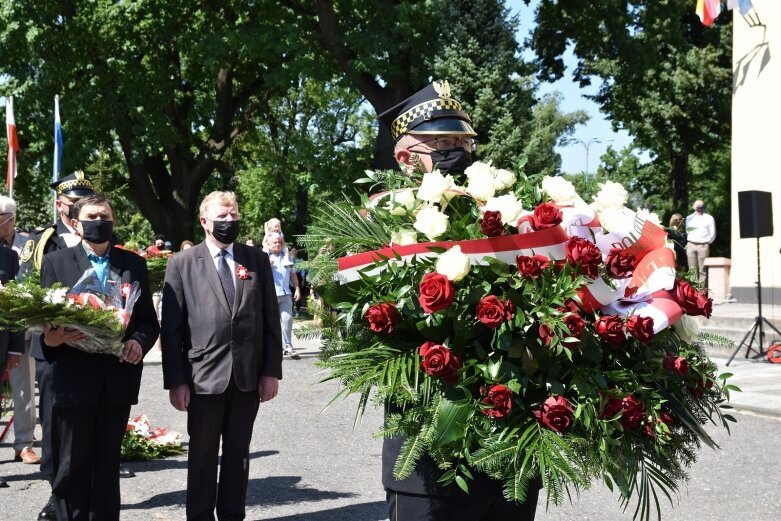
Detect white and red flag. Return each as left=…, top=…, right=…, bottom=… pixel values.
left=6, top=96, right=20, bottom=197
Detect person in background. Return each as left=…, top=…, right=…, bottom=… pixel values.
left=147, top=234, right=166, bottom=255
left=666, top=213, right=688, bottom=272
left=377, top=80, right=540, bottom=521
left=0, top=196, right=40, bottom=467
left=266, top=232, right=301, bottom=358
left=288, top=245, right=307, bottom=318
left=179, top=240, right=194, bottom=251
left=685, top=199, right=716, bottom=285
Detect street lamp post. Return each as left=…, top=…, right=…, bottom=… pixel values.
left=569, top=137, right=615, bottom=182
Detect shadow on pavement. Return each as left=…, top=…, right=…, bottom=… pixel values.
left=250, top=501, right=387, bottom=521
left=121, top=449, right=279, bottom=473
left=122, top=475, right=360, bottom=511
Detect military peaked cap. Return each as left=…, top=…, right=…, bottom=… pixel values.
left=51, top=170, right=94, bottom=197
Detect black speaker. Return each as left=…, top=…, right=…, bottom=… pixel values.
left=738, top=190, right=773, bottom=238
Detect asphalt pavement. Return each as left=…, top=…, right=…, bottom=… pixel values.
left=2, top=324, right=780, bottom=520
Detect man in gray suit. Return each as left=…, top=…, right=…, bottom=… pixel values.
left=161, top=191, right=283, bottom=521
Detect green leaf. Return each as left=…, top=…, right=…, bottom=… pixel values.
left=429, top=399, right=472, bottom=450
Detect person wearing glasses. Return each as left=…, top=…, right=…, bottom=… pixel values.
left=376, top=81, right=540, bottom=521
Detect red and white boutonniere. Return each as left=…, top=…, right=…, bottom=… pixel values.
left=236, top=265, right=251, bottom=280
left=120, top=283, right=133, bottom=299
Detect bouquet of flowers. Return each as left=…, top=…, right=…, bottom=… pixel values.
left=121, top=414, right=186, bottom=460
left=299, top=162, right=736, bottom=520
left=0, top=268, right=140, bottom=357
left=144, top=251, right=171, bottom=293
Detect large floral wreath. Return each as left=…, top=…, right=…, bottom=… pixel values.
left=300, top=162, right=735, bottom=520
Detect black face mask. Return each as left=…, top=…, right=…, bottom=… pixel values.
left=210, top=220, right=241, bottom=244
left=412, top=147, right=474, bottom=174
left=79, top=219, right=114, bottom=244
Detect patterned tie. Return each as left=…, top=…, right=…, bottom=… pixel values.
left=217, top=249, right=235, bottom=311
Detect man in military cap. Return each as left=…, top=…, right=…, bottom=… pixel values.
left=377, top=81, right=540, bottom=521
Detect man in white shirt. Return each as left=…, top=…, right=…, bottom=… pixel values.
left=685, top=199, right=716, bottom=285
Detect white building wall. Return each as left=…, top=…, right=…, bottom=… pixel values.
left=731, top=0, right=781, bottom=304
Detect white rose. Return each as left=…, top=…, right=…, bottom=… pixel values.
left=385, top=189, right=418, bottom=216
left=464, top=160, right=495, bottom=179
left=465, top=170, right=496, bottom=201
left=493, top=168, right=516, bottom=191
left=413, top=205, right=449, bottom=240
left=483, top=194, right=524, bottom=225
left=390, top=228, right=418, bottom=246
left=673, top=314, right=700, bottom=344
left=597, top=207, right=630, bottom=233
left=44, top=287, right=69, bottom=305
left=636, top=207, right=661, bottom=226
left=435, top=245, right=471, bottom=282
left=541, top=175, right=577, bottom=205
left=592, top=181, right=628, bottom=211
left=417, top=169, right=454, bottom=204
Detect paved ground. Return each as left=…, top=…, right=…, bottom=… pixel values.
left=2, top=329, right=781, bottom=520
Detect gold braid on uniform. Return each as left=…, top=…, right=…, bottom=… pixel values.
left=33, top=227, right=57, bottom=272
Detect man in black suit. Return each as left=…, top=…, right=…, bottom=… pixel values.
left=161, top=191, right=283, bottom=521
left=0, top=245, right=24, bottom=489
left=376, top=81, right=540, bottom=520
left=40, top=194, right=159, bottom=521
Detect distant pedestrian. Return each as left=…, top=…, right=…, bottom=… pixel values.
left=266, top=232, right=301, bottom=358
left=666, top=213, right=688, bottom=272
left=685, top=199, right=716, bottom=285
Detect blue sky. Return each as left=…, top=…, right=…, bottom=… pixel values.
left=507, top=0, right=635, bottom=174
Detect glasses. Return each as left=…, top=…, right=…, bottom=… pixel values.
left=417, top=136, right=476, bottom=152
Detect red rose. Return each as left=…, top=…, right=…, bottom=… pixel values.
left=626, top=315, right=655, bottom=343
left=419, top=342, right=462, bottom=384
left=604, top=248, right=636, bottom=279
left=645, top=412, right=675, bottom=440
left=531, top=202, right=563, bottom=231
left=539, top=323, right=554, bottom=346
left=672, top=279, right=713, bottom=318
left=558, top=298, right=581, bottom=314
left=594, top=314, right=626, bottom=347
left=663, top=352, right=689, bottom=375
left=480, top=210, right=504, bottom=237
left=533, top=395, right=574, bottom=432
left=476, top=296, right=514, bottom=328
left=516, top=254, right=551, bottom=279
left=418, top=272, right=455, bottom=313
left=565, top=236, right=602, bottom=279
left=620, top=395, right=645, bottom=430
left=481, top=384, right=513, bottom=419
left=364, top=303, right=399, bottom=335
left=562, top=313, right=586, bottom=340
left=599, top=396, right=625, bottom=420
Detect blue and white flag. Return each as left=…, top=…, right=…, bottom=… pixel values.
left=52, top=95, right=63, bottom=183
left=727, top=0, right=753, bottom=16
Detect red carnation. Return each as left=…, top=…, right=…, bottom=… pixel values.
left=419, top=342, right=462, bottom=384
left=604, top=248, right=636, bottom=279
left=594, top=314, right=626, bottom=347
left=531, top=202, right=563, bottom=231
left=481, top=384, right=513, bottom=419
left=476, top=296, right=514, bottom=328
left=533, top=395, right=574, bottom=433
left=620, top=395, right=645, bottom=430
left=663, top=352, right=689, bottom=376
left=626, top=315, right=655, bottom=343
left=480, top=210, right=505, bottom=237
left=565, top=236, right=602, bottom=279
left=516, top=254, right=551, bottom=279
left=364, top=303, right=399, bottom=335
left=672, top=279, right=713, bottom=318
left=418, top=272, right=455, bottom=313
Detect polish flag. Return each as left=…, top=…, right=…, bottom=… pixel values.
left=6, top=96, right=20, bottom=196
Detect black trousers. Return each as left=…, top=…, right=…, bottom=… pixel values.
left=35, top=358, right=55, bottom=482
left=51, top=393, right=130, bottom=521
left=387, top=481, right=541, bottom=521
left=186, top=378, right=260, bottom=521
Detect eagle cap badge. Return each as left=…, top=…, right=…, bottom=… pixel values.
left=432, top=80, right=451, bottom=99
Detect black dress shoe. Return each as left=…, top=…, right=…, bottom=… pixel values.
left=0, top=476, right=8, bottom=488
left=38, top=496, right=58, bottom=520
left=119, top=465, right=135, bottom=478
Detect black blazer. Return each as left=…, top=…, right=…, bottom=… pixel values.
left=0, top=246, right=23, bottom=363
left=161, top=241, right=283, bottom=394
left=40, top=244, right=160, bottom=407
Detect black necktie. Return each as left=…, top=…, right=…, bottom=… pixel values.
left=217, top=249, right=235, bottom=310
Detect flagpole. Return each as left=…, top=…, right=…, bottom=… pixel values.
left=52, top=95, right=62, bottom=223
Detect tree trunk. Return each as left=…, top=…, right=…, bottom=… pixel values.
left=670, top=151, right=690, bottom=215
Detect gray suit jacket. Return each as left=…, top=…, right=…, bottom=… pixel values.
left=161, top=241, right=283, bottom=394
